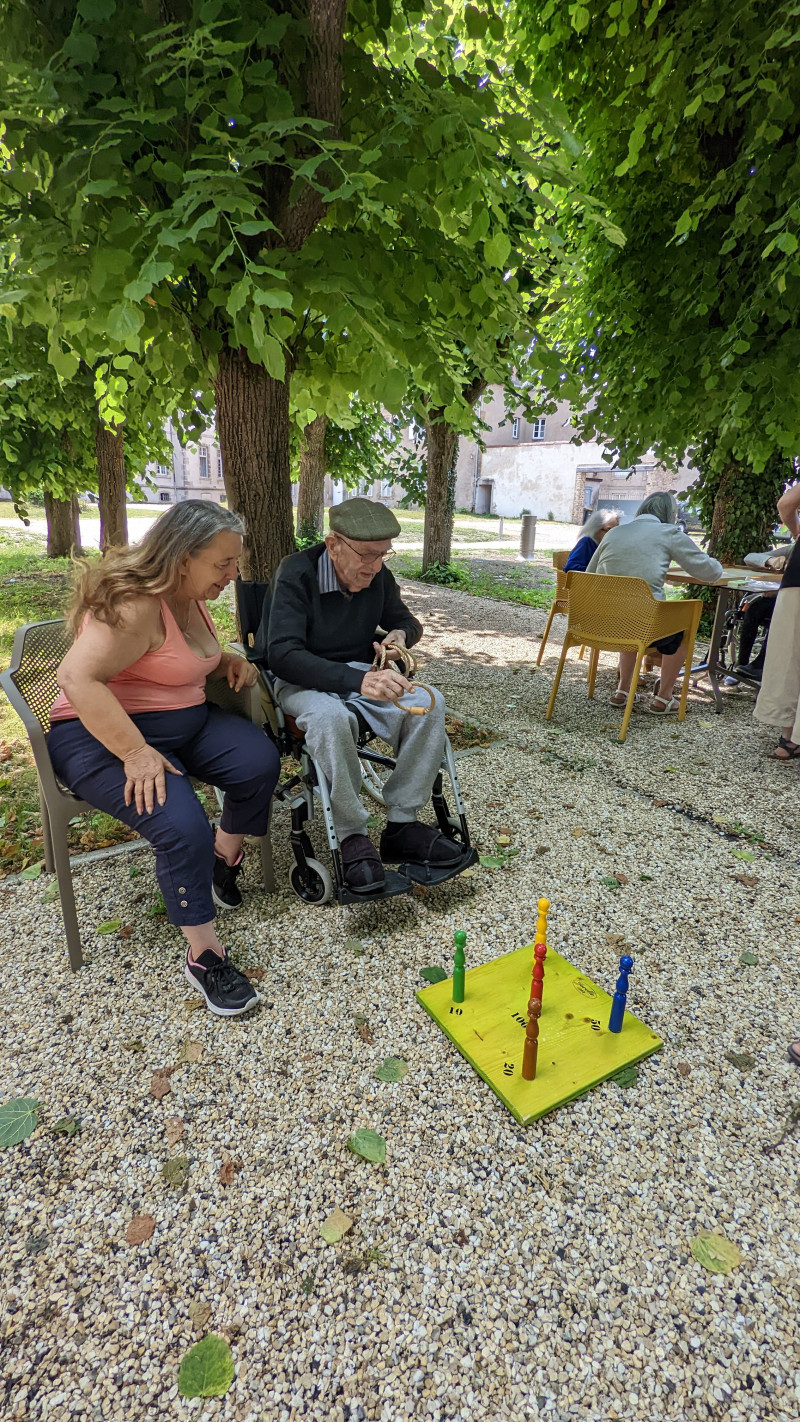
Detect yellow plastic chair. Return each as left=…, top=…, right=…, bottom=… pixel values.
left=536, top=552, right=586, bottom=666
left=545, top=573, right=703, bottom=742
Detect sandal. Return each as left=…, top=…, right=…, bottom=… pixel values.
left=788, top=1040, right=800, bottom=1066
left=610, top=691, right=645, bottom=707
left=770, top=736, right=800, bottom=761
left=648, top=695, right=680, bottom=715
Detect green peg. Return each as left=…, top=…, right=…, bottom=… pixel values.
left=452, top=930, right=466, bottom=1003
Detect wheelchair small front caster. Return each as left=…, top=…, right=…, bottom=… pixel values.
left=289, top=858, right=333, bottom=904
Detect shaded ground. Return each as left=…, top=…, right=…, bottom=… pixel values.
left=2, top=579, right=799, bottom=1421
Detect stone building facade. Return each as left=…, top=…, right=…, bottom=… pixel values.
left=138, top=421, right=227, bottom=505
left=454, top=392, right=695, bottom=523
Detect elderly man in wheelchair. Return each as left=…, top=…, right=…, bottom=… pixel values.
left=265, top=498, right=474, bottom=896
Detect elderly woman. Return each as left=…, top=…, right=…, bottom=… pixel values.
left=564, top=509, right=621, bottom=572
left=48, top=501, right=280, bottom=1016
left=586, top=491, right=723, bottom=714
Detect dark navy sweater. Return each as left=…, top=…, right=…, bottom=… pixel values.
left=266, top=544, right=423, bottom=695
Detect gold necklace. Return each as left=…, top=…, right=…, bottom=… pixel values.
left=171, top=599, right=193, bottom=633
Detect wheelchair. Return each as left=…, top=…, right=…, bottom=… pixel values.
left=234, top=579, right=478, bottom=907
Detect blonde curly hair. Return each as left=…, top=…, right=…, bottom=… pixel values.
left=67, top=501, right=245, bottom=635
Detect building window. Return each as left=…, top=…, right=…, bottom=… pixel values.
left=157, top=463, right=170, bottom=477
left=217, top=451, right=223, bottom=479
left=531, top=419, right=546, bottom=441
left=160, top=491, right=171, bottom=502
left=511, top=418, right=520, bottom=439
left=199, top=447, right=209, bottom=478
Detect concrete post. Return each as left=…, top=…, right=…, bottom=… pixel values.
left=520, top=514, right=537, bottom=559
left=498, top=516, right=504, bottom=539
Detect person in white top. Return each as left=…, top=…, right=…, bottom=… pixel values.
left=586, top=491, right=723, bottom=714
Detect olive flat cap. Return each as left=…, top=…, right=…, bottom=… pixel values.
left=329, top=498, right=401, bottom=540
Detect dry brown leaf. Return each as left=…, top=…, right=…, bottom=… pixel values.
left=652, top=798, right=668, bottom=808
left=188, top=1300, right=211, bottom=1331
left=183, top=999, right=205, bottom=1015
left=677, top=1063, right=691, bottom=1077
left=571, top=827, right=585, bottom=837
left=181, top=1040, right=203, bottom=1064
left=454, top=1228, right=468, bottom=1246
left=605, top=932, right=629, bottom=948
left=165, top=1117, right=185, bottom=1146
left=614, top=872, right=629, bottom=886
left=357, top=1022, right=375, bottom=1045
left=118, top=924, right=134, bottom=939
left=496, top=825, right=513, bottom=836
left=244, top=966, right=267, bottom=982
left=150, top=1074, right=172, bottom=1101
left=734, top=873, right=759, bottom=888
left=218, top=1156, right=243, bottom=1186
left=126, top=1214, right=156, bottom=1245
left=411, top=884, right=428, bottom=898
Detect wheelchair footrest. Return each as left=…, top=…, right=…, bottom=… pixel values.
left=400, top=846, right=478, bottom=886
left=335, top=867, right=413, bottom=905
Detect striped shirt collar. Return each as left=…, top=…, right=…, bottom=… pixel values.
left=317, top=547, right=343, bottom=594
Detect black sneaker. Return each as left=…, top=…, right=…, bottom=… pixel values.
left=380, top=821, right=463, bottom=865
left=184, top=950, right=259, bottom=1017
left=212, top=850, right=244, bottom=910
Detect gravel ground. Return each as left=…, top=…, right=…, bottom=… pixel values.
left=2, top=581, right=800, bottom=1422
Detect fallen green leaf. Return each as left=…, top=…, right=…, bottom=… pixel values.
left=639, top=873, right=654, bottom=882
left=128, top=863, right=141, bottom=879
left=419, top=966, right=447, bottom=984
left=365, top=814, right=381, bottom=828
left=600, top=876, right=621, bottom=893
left=162, top=1156, right=190, bottom=1188
left=689, top=1232, right=742, bottom=1275
left=731, top=848, right=755, bottom=862
left=51, top=1116, right=81, bottom=1138
left=177, top=1334, right=235, bottom=1400
left=39, top=885, right=59, bottom=903
left=739, top=950, right=758, bottom=966
left=724, top=1050, right=755, bottom=1072
left=479, top=854, right=505, bottom=868
left=319, top=1206, right=353, bottom=1244
left=149, top=893, right=168, bottom=917
left=0, top=1098, right=41, bottom=1149
left=375, top=1056, right=408, bottom=1083
left=664, top=765, right=679, bottom=772
left=346, top=1128, right=386, bottom=1164
left=123, top=1038, right=145, bottom=1052
left=19, top=862, right=43, bottom=880
left=345, top=937, right=365, bottom=956
left=96, top=919, right=123, bottom=935
left=612, top=1065, right=639, bottom=1089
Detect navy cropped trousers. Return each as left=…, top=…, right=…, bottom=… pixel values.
left=48, top=705, right=280, bottom=927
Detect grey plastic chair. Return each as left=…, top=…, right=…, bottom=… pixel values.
left=0, top=619, right=275, bottom=972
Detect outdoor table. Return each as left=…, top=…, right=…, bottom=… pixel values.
left=664, top=565, right=782, bottom=712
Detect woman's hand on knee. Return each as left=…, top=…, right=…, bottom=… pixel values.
left=123, top=744, right=182, bottom=814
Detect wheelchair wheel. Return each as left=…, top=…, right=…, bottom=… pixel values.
left=359, top=756, right=391, bottom=805
left=289, top=858, right=333, bottom=905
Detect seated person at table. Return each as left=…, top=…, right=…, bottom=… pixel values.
left=586, top=491, right=723, bottom=714
left=564, top=509, right=621, bottom=572
left=267, top=498, right=463, bottom=893
left=48, top=501, right=280, bottom=1017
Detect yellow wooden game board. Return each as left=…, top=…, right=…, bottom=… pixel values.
left=417, top=944, right=662, bottom=1125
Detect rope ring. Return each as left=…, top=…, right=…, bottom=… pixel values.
left=371, top=643, right=433, bottom=715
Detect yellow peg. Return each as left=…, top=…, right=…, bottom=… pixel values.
left=534, top=896, right=549, bottom=948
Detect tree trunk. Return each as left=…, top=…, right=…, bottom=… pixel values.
left=95, top=422, right=128, bottom=550
left=214, top=344, right=296, bottom=581
left=44, top=491, right=81, bottom=558
left=422, top=415, right=460, bottom=569
left=296, top=413, right=328, bottom=544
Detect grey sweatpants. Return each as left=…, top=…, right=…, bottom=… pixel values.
left=274, top=662, right=447, bottom=839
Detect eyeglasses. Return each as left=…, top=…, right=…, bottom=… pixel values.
left=336, top=534, right=396, bottom=565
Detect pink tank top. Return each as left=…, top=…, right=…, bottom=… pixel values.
left=50, top=600, right=222, bottom=721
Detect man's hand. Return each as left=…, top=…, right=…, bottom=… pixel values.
left=373, top=630, right=408, bottom=664
left=361, top=667, right=413, bottom=702
left=221, top=653, right=259, bottom=691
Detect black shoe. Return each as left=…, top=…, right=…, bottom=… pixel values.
left=184, top=950, right=259, bottom=1017
left=212, top=850, right=244, bottom=910
left=340, top=833, right=385, bottom=893
left=380, top=821, right=463, bottom=866
left=733, top=663, right=762, bottom=684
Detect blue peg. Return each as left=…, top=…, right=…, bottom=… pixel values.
left=608, top=954, right=634, bottom=1033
